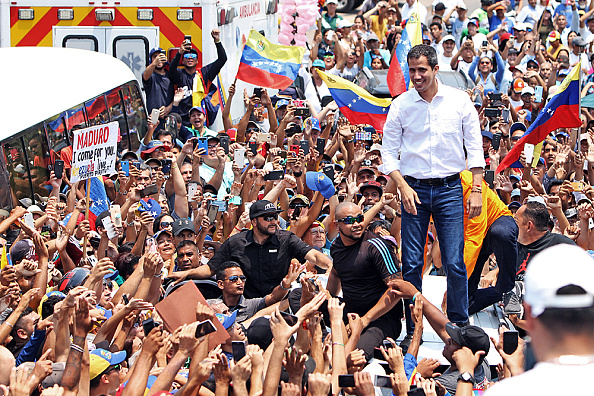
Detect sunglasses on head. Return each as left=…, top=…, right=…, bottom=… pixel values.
left=261, top=213, right=278, bottom=221
left=226, top=275, right=247, bottom=282
left=337, top=214, right=364, bottom=225
left=184, top=53, right=198, bottom=59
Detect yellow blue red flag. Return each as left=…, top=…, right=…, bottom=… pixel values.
left=236, top=30, right=305, bottom=90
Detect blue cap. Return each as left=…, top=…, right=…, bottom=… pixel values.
left=511, top=188, right=520, bottom=197
left=275, top=99, right=290, bottom=109
left=510, top=122, right=527, bottom=134
left=215, top=311, right=237, bottom=330
left=312, top=59, right=325, bottom=68
left=538, top=157, right=545, bottom=165
left=189, top=106, right=206, bottom=116
left=508, top=201, right=521, bottom=209
left=323, top=51, right=334, bottom=57
left=509, top=175, right=521, bottom=184
left=306, top=171, right=335, bottom=199
left=141, top=140, right=170, bottom=159
left=149, top=47, right=164, bottom=58
left=423, top=35, right=430, bottom=41
left=481, top=130, right=493, bottom=140
left=305, top=117, right=321, bottom=131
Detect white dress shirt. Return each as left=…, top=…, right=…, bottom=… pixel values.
left=380, top=82, right=485, bottom=179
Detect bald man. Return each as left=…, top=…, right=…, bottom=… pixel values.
left=327, top=202, right=403, bottom=360
left=0, top=346, right=15, bottom=385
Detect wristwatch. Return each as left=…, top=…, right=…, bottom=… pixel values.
left=457, top=372, right=474, bottom=383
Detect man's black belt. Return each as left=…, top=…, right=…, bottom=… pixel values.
left=404, top=173, right=460, bottom=186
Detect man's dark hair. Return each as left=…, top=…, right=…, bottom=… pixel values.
left=177, top=239, right=197, bottom=251
left=118, top=242, right=135, bottom=254
left=537, top=285, right=594, bottom=335
left=546, top=179, right=564, bottom=195
left=41, top=294, right=65, bottom=319
left=155, top=129, right=173, bottom=140
left=407, top=44, right=438, bottom=69
left=114, top=252, right=140, bottom=279
left=215, top=261, right=242, bottom=281
left=10, top=307, right=34, bottom=339
left=522, top=202, right=550, bottom=232
left=429, top=22, right=442, bottom=30
left=369, top=219, right=391, bottom=233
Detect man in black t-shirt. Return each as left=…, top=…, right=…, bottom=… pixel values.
left=142, top=47, right=173, bottom=121
left=328, top=202, right=402, bottom=360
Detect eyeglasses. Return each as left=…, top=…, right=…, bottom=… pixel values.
left=208, top=144, right=218, bottom=149
left=261, top=214, right=278, bottom=221
left=479, top=61, right=491, bottom=65
left=289, top=203, right=306, bottom=209
left=203, top=246, right=215, bottom=251
left=104, top=364, right=121, bottom=374
left=246, top=128, right=259, bottom=133
left=183, top=53, right=197, bottom=59
left=337, top=214, right=364, bottom=225
left=225, top=275, right=247, bottom=283
left=160, top=221, right=174, bottom=228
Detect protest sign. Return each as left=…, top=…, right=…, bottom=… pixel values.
left=71, top=121, right=118, bottom=183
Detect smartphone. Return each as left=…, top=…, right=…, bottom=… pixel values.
left=492, top=133, right=502, bottom=151
left=484, top=108, right=502, bottom=118
left=253, top=87, right=262, bottom=99
left=407, top=389, right=426, bottom=396
left=132, top=161, right=141, bottom=170
left=211, top=200, right=228, bottom=212
left=207, top=205, right=218, bottom=224
left=146, top=236, right=157, bottom=253
left=234, top=148, right=246, bottom=166
left=279, top=150, right=287, bottom=159
left=122, top=294, right=129, bottom=305
left=219, top=134, right=230, bottom=154
left=54, top=160, right=65, bottom=179
left=195, top=319, right=217, bottom=338
left=161, top=159, right=172, bottom=175
left=89, top=236, right=101, bottom=249
left=316, top=138, right=326, bottom=155
left=482, top=40, right=488, bottom=47
left=524, top=143, right=535, bottom=165
left=198, top=137, right=208, bottom=155
left=485, top=170, right=495, bottom=189
left=323, top=165, right=334, bottom=181
left=294, top=107, right=310, bottom=117
left=382, top=340, right=394, bottom=350
left=503, top=330, right=519, bottom=354
left=191, top=138, right=198, bottom=149
left=280, top=311, right=299, bottom=326
left=102, top=216, right=117, bottom=239
left=140, top=184, right=159, bottom=198
left=23, top=212, right=34, bottom=229
left=292, top=205, right=303, bottom=219
left=299, top=140, right=309, bottom=154
left=232, top=340, right=247, bottom=361
left=571, top=181, right=585, bottom=192
left=307, top=277, right=319, bottom=293
left=374, top=375, right=392, bottom=388
left=257, top=133, right=271, bottom=143
left=121, top=160, right=130, bottom=176
left=150, top=108, right=160, bottom=125
left=229, top=196, right=242, bottom=205
left=338, top=375, right=355, bottom=388
left=188, top=182, right=199, bottom=202
left=264, top=170, right=284, bottom=181
left=110, top=204, right=122, bottom=228
left=184, top=35, right=192, bottom=44
left=142, top=318, right=158, bottom=335
left=290, top=144, right=300, bottom=156
left=501, top=108, right=510, bottom=123
left=534, top=86, right=543, bottom=103
left=249, top=141, right=258, bottom=155
left=488, top=92, right=502, bottom=101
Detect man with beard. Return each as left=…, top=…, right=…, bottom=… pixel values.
left=166, top=200, right=332, bottom=298
left=327, top=202, right=403, bottom=361
left=143, top=48, right=173, bottom=122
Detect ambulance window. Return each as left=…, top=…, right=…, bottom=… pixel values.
left=45, top=113, right=68, bottom=163
left=124, top=82, right=147, bottom=152
left=22, top=125, right=52, bottom=200
left=113, top=37, right=149, bottom=83
left=86, top=95, right=109, bottom=126
left=62, top=35, right=98, bottom=52
left=106, top=88, right=129, bottom=152
left=4, top=139, right=32, bottom=205
left=0, top=146, right=14, bottom=210
left=64, top=104, right=87, bottom=135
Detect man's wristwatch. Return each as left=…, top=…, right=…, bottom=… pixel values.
left=457, top=372, right=474, bottom=383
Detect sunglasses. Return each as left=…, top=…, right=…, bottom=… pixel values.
left=289, top=203, right=306, bottom=209
left=261, top=214, right=278, bottom=221
left=160, top=221, right=174, bottom=228
left=183, top=53, right=197, bottom=59
left=247, top=128, right=259, bottom=133
left=104, top=364, right=121, bottom=374
left=337, top=214, right=364, bottom=225
left=203, top=246, right=215, bottom=251
left=226, top=275, right=247, bottom=283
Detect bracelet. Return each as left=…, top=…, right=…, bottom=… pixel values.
left=412, top=291, right=421, bottom=303
left=280, top=281, right=291, bottom=290
left=127, top=221, right=135, bottom=226
left=118, top=190, right=127, bottom=195
left=70, top=343, right=84, bottom=353
left=332, top=342, right=345, bottom=347
left=234, top=226, right=243, bottom=232
left=2, top=322, right=13, bottom=327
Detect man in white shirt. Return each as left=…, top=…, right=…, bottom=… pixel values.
left=438, top=34, right=457, bottom=70
left=381, top=45, right=485, bottom=332
left=516, top=0, right=544, bottom=26
left=401, top=0, right=428, bottom=22
left=485, top=244, right=594, bottom=396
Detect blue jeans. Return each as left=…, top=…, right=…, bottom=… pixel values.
left=401, top=177, right=468, bottom=325
left=467, top=215, right=518, bottom=315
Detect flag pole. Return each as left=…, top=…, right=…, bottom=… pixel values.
left=82, top=178, right=91, bottom=259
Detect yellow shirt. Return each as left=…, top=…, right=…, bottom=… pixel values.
left=370, top=15, right=387, bottom=43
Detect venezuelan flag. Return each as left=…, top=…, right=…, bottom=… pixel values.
left=317, top=70, right=392, bottom=131
left=236, top=30, right=305, bottom=90
left=88, top=176, right=110, bottom=231
left=496, top=63, right=582, bottom=173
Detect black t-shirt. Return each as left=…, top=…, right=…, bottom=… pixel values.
left=142, top=72, right=173, bottom=114
left=330, top=230, right=401, bottom=317
left=208, top=229, right=312, bottom=299
left=516, top=231, right=576, bottom=280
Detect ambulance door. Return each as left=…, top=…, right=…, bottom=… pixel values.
left=106, top=27, right=159, bottom=85
left=53, top=26, right=107, bottom=53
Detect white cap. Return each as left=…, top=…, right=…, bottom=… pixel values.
left=521, top=86, right=535, bottom=96
left=525, top=244, right=594, bottom=317
left=338, top=19, right=353, bottom=28
left=457, top=2, right=468, bottom=9
left=369, top=143, right=382, bottom=152
left=442, top=34, right=456, bottom=43
left=27, top=205, right=44, bottom=216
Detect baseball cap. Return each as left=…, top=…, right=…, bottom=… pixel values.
left=172, top=218, right=195, bottom=236
left=527, top=59, right=539, bottom=69
left=357, top=166, right=376, bottom=176
left=11, top=239, right=35, bottom=263
left=149, top=47, right=164, bottom=58
left=306, top=172, right=336, bottom=199
left=189, top=106, right=206, bottom=116
left=326, top=0, right=338, bottom=4
left=445, top=322, right=490, bottom=356
left=457, top=2, right=468, bottom=9
left=521, top=86, right=535, bottom=96
left=512, top=78, right=526, bottom=94
left=215, top=310, right=238, bottom=329
left=275, top=99, right=290, bottom=110
left=508, top=201, right=521, bottom=210
left=442, top=34, right=456, bottom=43
left=305, top=116, right=321, bottom=131
left=513, top=22, right=527, bottom=31
left=359, top=181, right=383, bottom=196
left=249, top=200, right=283, bottom=220
left=366, top=32, right=379, bottom=42
left=289, top=194, right=310, bottom=206
left=548, top=31, right=561, bottom=42
left=510, top=122, right=527, bottom=134
left=494, top=4, right=506, bottom=10
left=154, top=229, right=173, bottom=242
left=468, top=18, right=479, bottom=27
left=508, top=48, right=520, bottom=55
left=312, top=59, right=325, bottom=68
left=573, top=37, right=587, bottom=47
left=89, top=349, right=127, bottom=380
left=27, top=205, right=44, bottom=216
left=369, top=143, right=382, bottom=152
left=525, top=244, right=594, bottom=317
left=481, top=130, right=493, bottom=140
left=338, top=19, right=353, bottom=28
left=141, top=140, right=171, bottom=159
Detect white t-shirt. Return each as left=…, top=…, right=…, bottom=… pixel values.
left=401, top=2, right=427, bottom=22
left=340, top=64, right=360, bottom=81
left=486, top=361, right=594, bottom=396
left=304, top=80, right=331, bottom=114
left=438, top=53, right=454, bottom=71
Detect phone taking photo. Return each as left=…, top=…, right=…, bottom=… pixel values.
left=54, top=160, right=65, bottom=179
left=232, top=340, right=247, bottom=361
left=195, top=320, right=217, bottom=338
left=503, top=330, right=519, bottom=354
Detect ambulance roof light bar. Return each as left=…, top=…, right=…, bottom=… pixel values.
left=17, top=9, right=34, bottom=20
left=95, top=9, right=114, bottom=21
left=58, top=9, right=74, bottom=20
left=137, top=9, right=153, bottom=20
left=177, top=9, right=193, bottom=21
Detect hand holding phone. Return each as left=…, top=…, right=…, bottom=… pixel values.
left=503, top=330, right=519, bottom=354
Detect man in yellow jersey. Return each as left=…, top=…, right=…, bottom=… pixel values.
left=460, top=170, right=518, bottom=315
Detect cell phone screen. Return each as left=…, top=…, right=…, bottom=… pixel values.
left=207, top=205, right=218, bottom=224
left=280, top=311, right=299, bottom=326
left=195, top=320, right=217, bottom=338
left=338, top=375, right=355, bottom=388
left=232, top=340, right=247, bottom=361
left=54, top=160, right=65, bottom=179
left=503, top=330, right=519, bottom=354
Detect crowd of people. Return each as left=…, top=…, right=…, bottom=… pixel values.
left=1, top=0, right=594, bottom=395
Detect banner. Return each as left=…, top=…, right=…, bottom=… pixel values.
left=71, top=121, right=118, bottom=183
